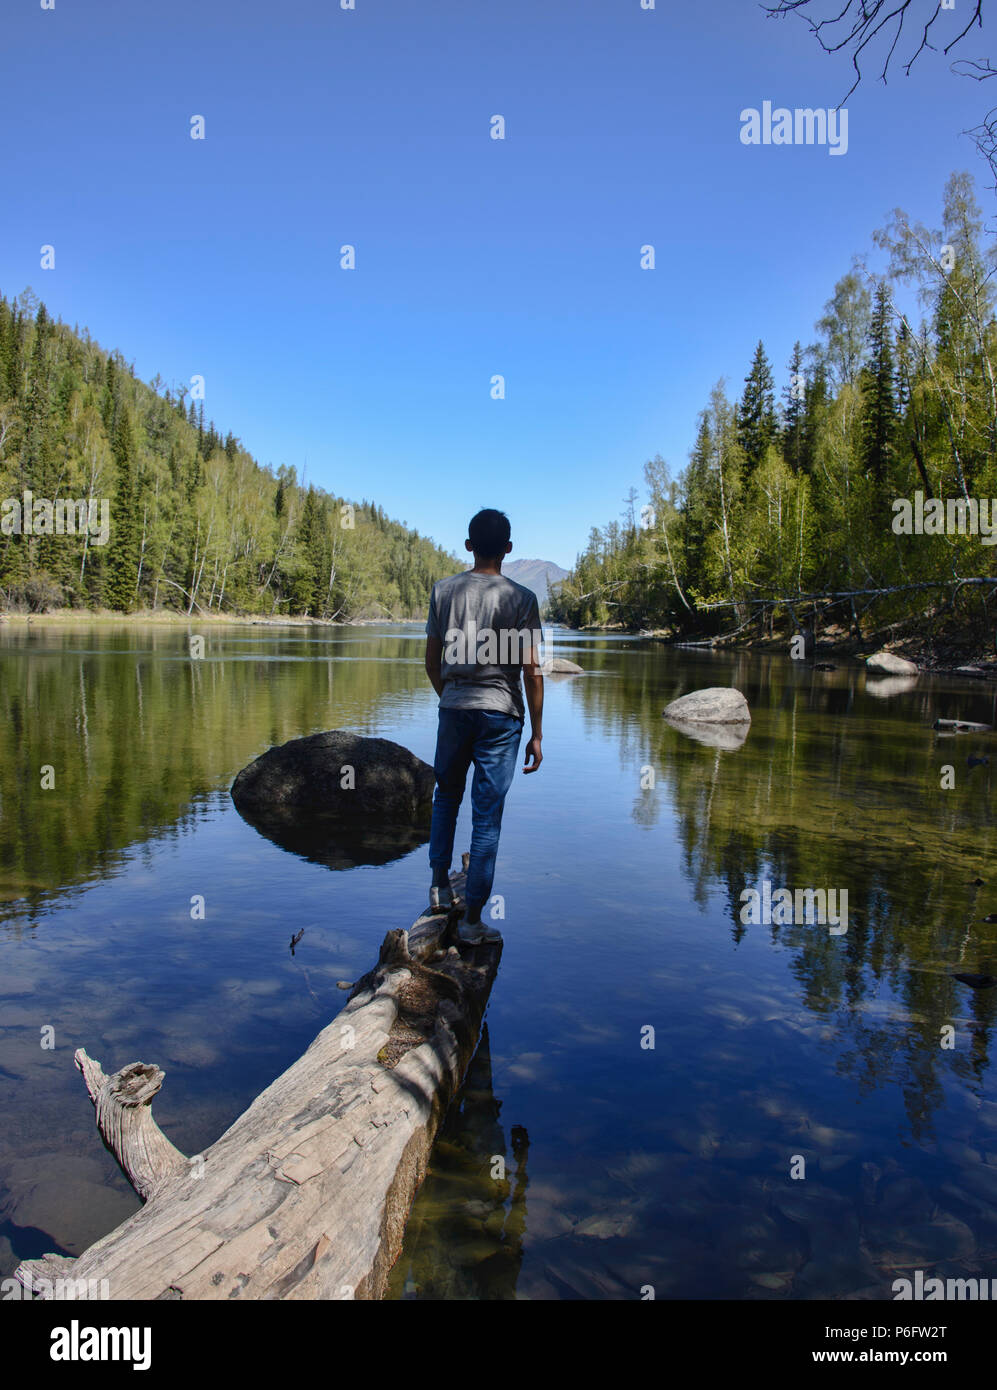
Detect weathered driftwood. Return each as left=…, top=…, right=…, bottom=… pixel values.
left=16, top=855, right=502, bottom=1301
left=933, top=718, right=993, bottom=733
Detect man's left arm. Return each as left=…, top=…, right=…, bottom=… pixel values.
left=521, top=600, right=544, bottom=773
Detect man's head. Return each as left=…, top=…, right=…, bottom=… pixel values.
left=466, top=508, right=512, bottom=561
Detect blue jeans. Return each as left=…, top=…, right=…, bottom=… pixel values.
left=429, top=708, right=523, bottom=915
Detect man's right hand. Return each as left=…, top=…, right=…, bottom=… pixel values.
left=523, top=735, right=542, bottom=773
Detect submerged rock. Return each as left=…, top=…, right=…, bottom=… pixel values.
left=866, top=650, right=919, bottom=675
left=663, top=687, right=751, bottom=725
left=863, top=1214, right=976, bottom=1268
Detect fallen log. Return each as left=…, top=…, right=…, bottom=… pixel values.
left=16, top=855, right=502, bottom=1301
left=933, top=718, right=994, bottom=733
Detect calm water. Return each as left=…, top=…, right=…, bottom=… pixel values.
left=2, top=622, right=997, bottom=1300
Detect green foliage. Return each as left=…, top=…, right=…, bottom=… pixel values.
left=0, top=294, right=461, bottom=617
left=736, top=340, right=778, bottom=472
left=549, top=172, right=997, bottom=641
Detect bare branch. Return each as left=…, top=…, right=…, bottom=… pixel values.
left=763, top=0, right=983, bottom=104
left=697, top=576, right=997, bottom=611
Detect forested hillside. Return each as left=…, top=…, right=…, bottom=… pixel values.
left=0, top=292, right=460, bottom=618
left=550, top=173, right=997, bottom=645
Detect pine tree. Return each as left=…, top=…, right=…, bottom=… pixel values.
left=101, top=353, right=117, bottom=434
left=859, top=281, right=898, bottom=486
left=800, top=359, right=828, bottom=476
left=290, top=487, right=326, bottom=614
left=782, top=341, right=806, bottom=471
left=21, top=310, right=52, bottom=484
left=737, top=342, right=778, bottom=472
left=104, top=406, right=141, bottom=610
left=0, top=297, right=15, bottom=403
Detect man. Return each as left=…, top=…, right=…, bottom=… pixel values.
left=424, top=508, right=544, bottom=945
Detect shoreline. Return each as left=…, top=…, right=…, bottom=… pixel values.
left=4, top=611, right=993, bottom=679
left=575, top=624, right=997, bottom=680
left=0, top=610, right=426, bottom=628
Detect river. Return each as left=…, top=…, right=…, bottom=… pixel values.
left=1, top=621, right=996, bottom=1299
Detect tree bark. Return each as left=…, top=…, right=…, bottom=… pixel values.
left=15, top=858, right=498, bottom=1301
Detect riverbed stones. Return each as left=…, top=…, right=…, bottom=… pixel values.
left=863, top=1212, right=976, bottom=1267
left=866, top=650, right=919, bottom=675
left=663, top=687, right=751, bottom=725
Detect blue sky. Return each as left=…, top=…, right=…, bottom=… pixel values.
left=1, top=0, right=987, bottom=569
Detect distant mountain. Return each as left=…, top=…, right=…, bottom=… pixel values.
left=501, top=558, right=570, bottom=607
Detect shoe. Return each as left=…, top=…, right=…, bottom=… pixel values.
left=457, top=918, right=502, bottom=946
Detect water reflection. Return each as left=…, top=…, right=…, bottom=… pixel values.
left=0, top=623, right=433, bottom=922
left=386, top=1026, right=530, bottom=1300
left=663, top=717, right=751, bottom=751
left=865, top=676, right=920, bottom=699
left=3, top=624, right=997, bottom=1299
left=232, top=806, right=430, bottom=869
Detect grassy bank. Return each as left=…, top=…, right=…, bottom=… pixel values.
left=0, top=609, right=425, bottom=627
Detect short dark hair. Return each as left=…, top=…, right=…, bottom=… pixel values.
left=468, top=508, right=511, bottom=558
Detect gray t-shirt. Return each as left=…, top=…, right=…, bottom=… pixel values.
left=426, top=571, right=542, bottom=720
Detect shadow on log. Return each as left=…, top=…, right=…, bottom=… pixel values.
left=15, top=856, right=502, bottom=1301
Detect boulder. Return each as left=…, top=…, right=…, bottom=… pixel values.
left=542, top=658, right=584, bottom=674
left=231, top=730, right=434, bottom=828
left=663, top=687, right=751, bottom=725
left=866, top=650, right=918, bottom=675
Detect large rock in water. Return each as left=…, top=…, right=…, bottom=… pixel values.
left=231, top=731, right=435, bottom=868
left=542, top=657, right=584, bottom=674
left=866, top=650, right=918, bottom=675
left=663, top=687, right=751, bottom=725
